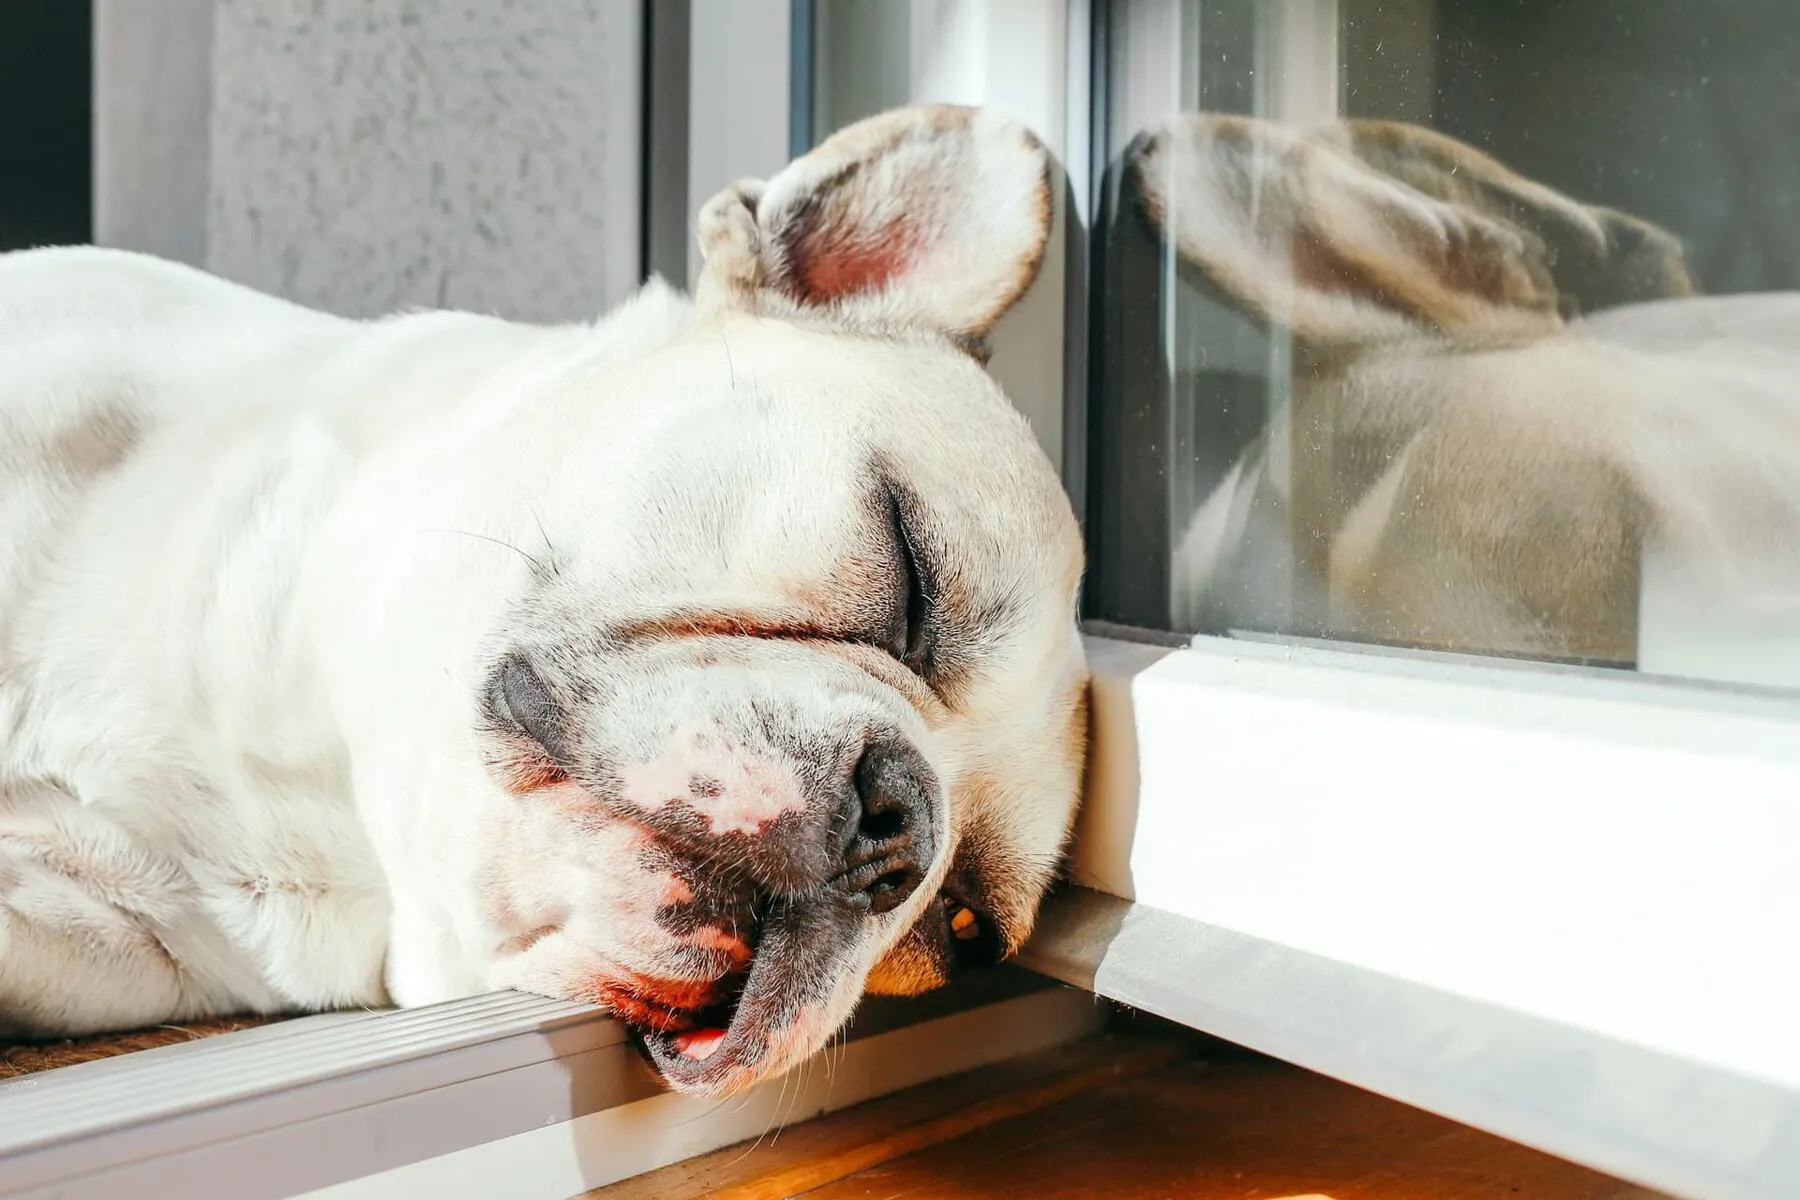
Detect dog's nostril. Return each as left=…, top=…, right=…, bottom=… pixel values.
left=841, top=739, right=938, bottom=915
left=849, top=742, right=928, bottom=857
left=858, top=805, right=907, bottom=844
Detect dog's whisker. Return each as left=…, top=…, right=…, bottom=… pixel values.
left=774, top=1064, right=806, bottom=1146
left=418, top=527, right=546, bottom=573
left=817, top=1028, right=844, bottom=1110
left=770, top=1052, right=814, bottom=1148
left=525, top=503, right=562, bottom=578
left=670, top=1096, right=735, bottom=1129
left=745, top=1063, right=793, bottom=1156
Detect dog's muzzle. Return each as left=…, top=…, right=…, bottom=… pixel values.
left=620, top=732, right=942, bottom=1092
left=485, top=650, right=944, bottom=1090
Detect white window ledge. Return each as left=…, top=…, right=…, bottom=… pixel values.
left=0, top=969, right=1102, bottom=1199
left=1022, top=629, right=1800, bottom=1200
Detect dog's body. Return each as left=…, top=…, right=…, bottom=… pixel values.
left=1138, top=115, right=1800, bottom=668
left=0, top=106, right=1088, bottom=1095
left=0, top=250, right=701, bottom=1028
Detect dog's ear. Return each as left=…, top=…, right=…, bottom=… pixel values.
left=1568, top=206, right=1696, bottom=313
left=1129, top=113, right=1567, bottom=347
left=1329, top=120, right=1695, bottom=316
left=694, top=105, right=1053, bottom=353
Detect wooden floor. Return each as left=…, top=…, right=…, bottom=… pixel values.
left=594, top=1018, right=1672, bottom=1200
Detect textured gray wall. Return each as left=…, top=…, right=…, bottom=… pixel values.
left=98, top=0, right=643, bottom=323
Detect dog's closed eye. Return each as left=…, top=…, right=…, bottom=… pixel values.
left=883, top=484, right=933, bottom=674
left=492, top=652, right=573, bottom=781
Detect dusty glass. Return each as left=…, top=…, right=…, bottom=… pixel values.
left=1087, top=0, right=1800, bottom=691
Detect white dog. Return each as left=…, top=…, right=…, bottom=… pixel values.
left=0, top=105, right=1089, bottom=1096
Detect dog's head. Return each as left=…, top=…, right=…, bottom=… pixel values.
left=1127, top=113, right=1693, bottom=349
left=421, top=106, right=1084, bottom=1095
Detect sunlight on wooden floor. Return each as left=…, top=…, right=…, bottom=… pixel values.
left=594, top=1019, right=1670, bottom=1200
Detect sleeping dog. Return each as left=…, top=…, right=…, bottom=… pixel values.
left=0, top=105, right=1088, bottom=1096
left=1134, top=114, right=1800, bottom=669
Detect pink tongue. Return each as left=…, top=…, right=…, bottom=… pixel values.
left=673, top=1028, right=727, bottom=1061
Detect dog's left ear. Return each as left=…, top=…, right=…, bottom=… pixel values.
left=694, top=105, right=1053, bottom=353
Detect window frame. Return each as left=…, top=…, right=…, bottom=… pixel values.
left=1055, top=628, right=1800, bottom=1200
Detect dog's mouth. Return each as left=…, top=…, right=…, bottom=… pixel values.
left=632, top=984, right=744, bottom=1059
left=596, top=975, right=746, bottom=1036
left=636, top=893, right=865, bottom=1094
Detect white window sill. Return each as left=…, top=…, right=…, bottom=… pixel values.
left=0, top=969, right=1101, bottom=1199
left=1023, top=629, right=1800, bottom=1200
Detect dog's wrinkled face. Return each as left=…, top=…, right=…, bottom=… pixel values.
left=435, top=107, right=1085, bottom=1095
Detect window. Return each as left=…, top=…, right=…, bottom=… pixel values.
left=1089, top=0, right=1800, bottom=692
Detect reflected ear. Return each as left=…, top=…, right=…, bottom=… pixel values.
left=1129, top=113, right=1566, bottom=347
left=694, top=105, right=1053, bottom=349
left=1328, top=119, right=1694, bottom=315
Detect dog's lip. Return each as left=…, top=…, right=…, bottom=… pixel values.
left=636, top=976, right=752, bottom=1074
left=639, top=893, right=865, bottom=1093
left=596, top=974, right=743, bottom=1034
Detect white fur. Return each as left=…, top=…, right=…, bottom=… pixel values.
left=0, top=105, right=1087, bottom=1096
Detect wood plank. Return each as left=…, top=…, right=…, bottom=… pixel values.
left=799, top=1055, right=1670, bottom=1200
left=706, top=1042, right=1186, bottom=1200
left=597, top=1020, right=1674, bottom=1200
left=590, top=1031, right=1189, bottom=1200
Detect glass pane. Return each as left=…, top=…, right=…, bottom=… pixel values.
left=1089, top=0, right=1800, bottom=690
left=809, top=0, right=913, bottom=146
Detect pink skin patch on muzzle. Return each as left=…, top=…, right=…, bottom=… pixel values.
left=689, top=925, right=754, bottom=964
left=617, top=723, right=810, bottom=835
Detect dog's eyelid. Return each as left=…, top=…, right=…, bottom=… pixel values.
left=883, top=483, right=935, bottom=673
left=897, top=514, right=931, bottom=637
left=493, top=652, right=573, bottom=764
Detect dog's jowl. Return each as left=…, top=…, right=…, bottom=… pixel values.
left=0, top=105, right=1088, bottom=1096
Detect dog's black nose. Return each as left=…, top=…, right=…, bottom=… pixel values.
left=839, top=738, right=938, bottom=915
